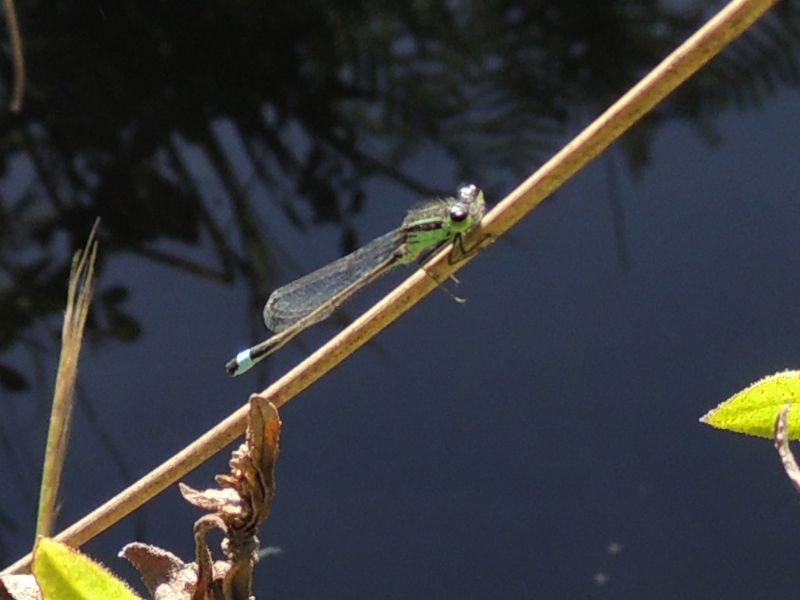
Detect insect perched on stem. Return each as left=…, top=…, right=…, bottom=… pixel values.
left=226, top=184, right=486, bottom=376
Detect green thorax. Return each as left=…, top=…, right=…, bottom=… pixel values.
left=398, top=185, right=485, bottom=263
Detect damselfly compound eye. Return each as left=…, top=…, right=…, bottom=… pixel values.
left=450, top=205, right=469, bottom=222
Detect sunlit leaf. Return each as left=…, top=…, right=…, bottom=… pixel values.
left=32, top=538, right=139, bottom=600
left=700, top=370, right=800, bottom=439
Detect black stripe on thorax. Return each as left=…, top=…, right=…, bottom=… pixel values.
left=404, top=220, right=445, bottom=233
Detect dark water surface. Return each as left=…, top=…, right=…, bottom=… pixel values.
left=2, top=2, right=800, bottom=598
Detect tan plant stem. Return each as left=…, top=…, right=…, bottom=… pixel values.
left=2, top=0, right=26, bottom=112
left=36, top=221, right=99, bottom=538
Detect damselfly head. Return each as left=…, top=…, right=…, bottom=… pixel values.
left=455, top=183, right=485, bottom=220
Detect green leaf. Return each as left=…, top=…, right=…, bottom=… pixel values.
left=700, top=370, right=800, bottom=439
left=32, top=538, right=140, bottom=600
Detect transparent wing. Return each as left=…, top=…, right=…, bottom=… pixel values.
left=263, top=229, right=404, bottom=332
